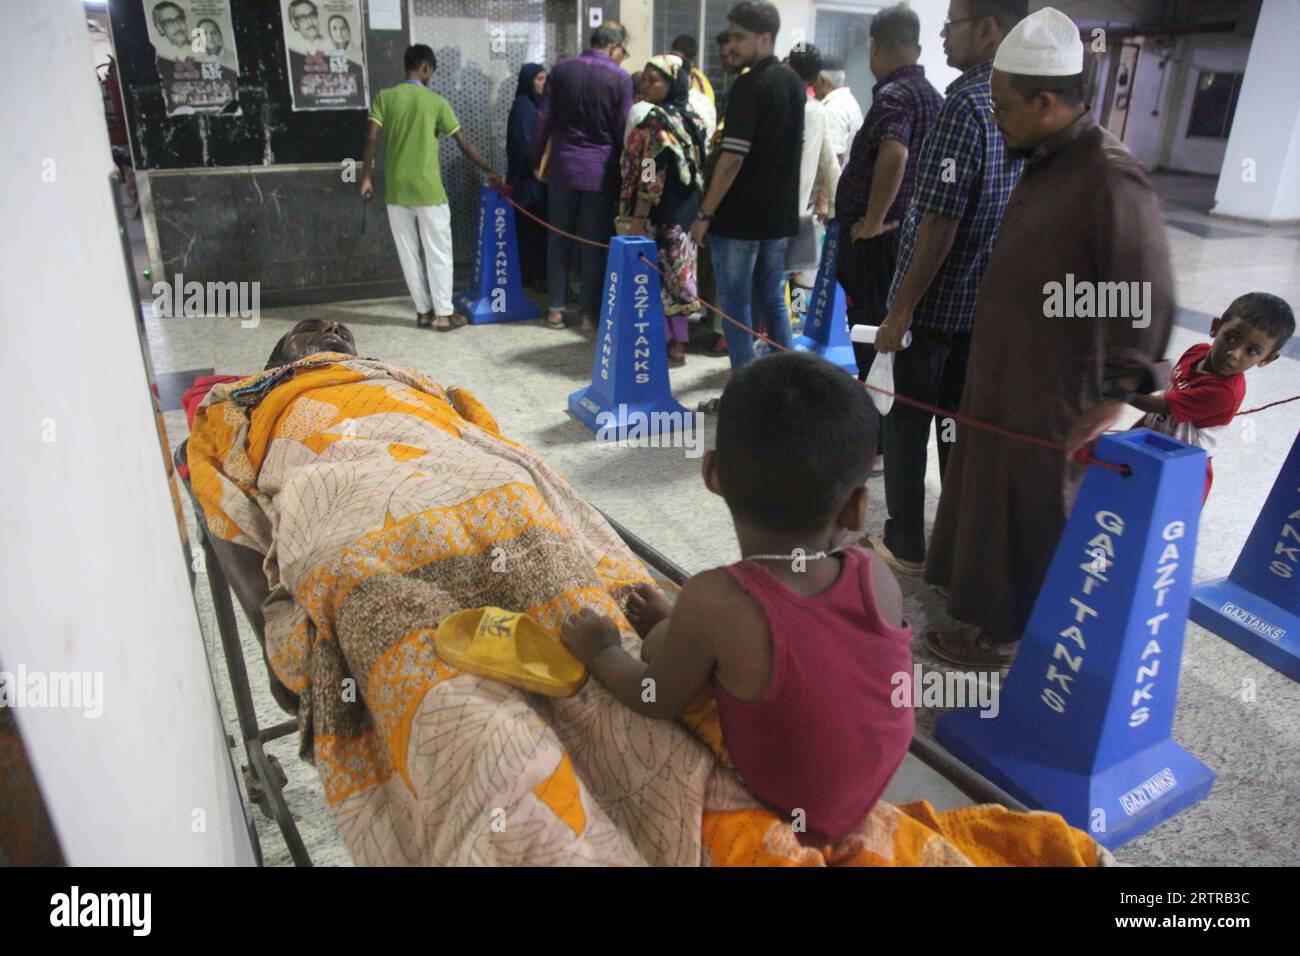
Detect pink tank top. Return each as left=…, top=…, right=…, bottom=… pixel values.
left=715, top=546, right=915, bottom=846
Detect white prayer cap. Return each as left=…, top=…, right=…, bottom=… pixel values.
left=993, top=7, right=1083, bottom=77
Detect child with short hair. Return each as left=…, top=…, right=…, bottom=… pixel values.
left=1129, top=292, right=1294, bottom=501
left=561, top=351, right=914, bottom=846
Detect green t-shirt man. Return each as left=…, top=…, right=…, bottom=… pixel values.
left=369, top=82, right=460, bottom=206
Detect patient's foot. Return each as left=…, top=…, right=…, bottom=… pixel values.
left=626, top=582, right=673, bottom=639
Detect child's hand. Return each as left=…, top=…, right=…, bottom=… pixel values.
left=560, top=609, right=622, bottom=666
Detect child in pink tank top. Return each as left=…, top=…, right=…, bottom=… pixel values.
left=562, top=352, right=914, bottom=846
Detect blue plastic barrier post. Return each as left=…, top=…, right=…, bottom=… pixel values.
left=792, top=218, right=858, bottom=376
left=1189, top=431, right=1300, bottom=680
left=936, top=429, right=1215, bottom=849
left=569, top=236, right=689, bottom=434
left=454, top=185, right=541, bottom=324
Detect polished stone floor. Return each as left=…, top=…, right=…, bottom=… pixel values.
left=144, top=172, right=1300, bottom=866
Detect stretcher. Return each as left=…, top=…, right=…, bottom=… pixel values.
left=175, top=440, right=1025, bottom=868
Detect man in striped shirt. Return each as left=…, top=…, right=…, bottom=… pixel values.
left=866, top=0, right=1027, bottom=579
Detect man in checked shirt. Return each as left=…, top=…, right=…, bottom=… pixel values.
left=864, top=0, right=1027, bottom=579
left=834, top=4, right=942, bottom=393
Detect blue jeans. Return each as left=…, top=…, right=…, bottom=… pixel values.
left=547, top=183, right=615, bottom=318
left=708, top=234, right=793, bottom=370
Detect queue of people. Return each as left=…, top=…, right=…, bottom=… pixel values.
left=359, top=3, right=1293, bottom=678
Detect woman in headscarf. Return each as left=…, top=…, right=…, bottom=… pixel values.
left=619, top=54, right=706, bottom=365
left=506, top=63, right=548, bottom=290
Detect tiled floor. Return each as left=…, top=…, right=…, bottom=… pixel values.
left=144, top=171, right=1300, bottom=867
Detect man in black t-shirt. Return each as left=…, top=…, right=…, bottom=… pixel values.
left=689, top=1, right=805, bottom=371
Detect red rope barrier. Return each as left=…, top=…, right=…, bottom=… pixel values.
left=507, top=192, right=611, bottom=250
left=633, top=251, right=1129, bottom=474
left=496, top=189, right=1294, bottom=475
left=1238, top=394, right=1300, bottom=415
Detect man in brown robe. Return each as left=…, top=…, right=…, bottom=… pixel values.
left=923, top=7, right=1174, bottom=667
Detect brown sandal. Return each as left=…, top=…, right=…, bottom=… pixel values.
left=545, top=311, right=568, bottom=330
left=433, top=313, right=469, bottom=332
left=417, top=312, right=434, bottom=329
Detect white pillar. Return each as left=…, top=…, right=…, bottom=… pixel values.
left=0, top=0, right=255, bottom=864
left=1212, top=0, right=1300, bottom=224
left=620, top=0, right=653, bottom=73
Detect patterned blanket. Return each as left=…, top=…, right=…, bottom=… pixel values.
left=188, top=354, right=1110, bottom=867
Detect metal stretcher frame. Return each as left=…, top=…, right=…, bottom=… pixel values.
left=177, top=440, right=311, bottom=868
left=176, top=440, right=1025, bottom=868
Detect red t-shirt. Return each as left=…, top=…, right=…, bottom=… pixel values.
left=1137, top=342, right=1245, bottom=499
left=715, top=547, right=914, bottom=846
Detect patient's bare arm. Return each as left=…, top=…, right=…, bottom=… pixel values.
left=206, top=532, right=301, bottom=715
left=207, top=535, right=269, bottom=637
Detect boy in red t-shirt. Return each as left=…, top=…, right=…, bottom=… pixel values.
left=559, top=352, right=915, bottom=847
left=1130, top=292, right=1294, bottom=502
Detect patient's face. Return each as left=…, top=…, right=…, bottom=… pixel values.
left=282, top=319, right=357, bottom=362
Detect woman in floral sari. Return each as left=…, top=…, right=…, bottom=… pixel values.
left=619, top=55, right=707, bottom=366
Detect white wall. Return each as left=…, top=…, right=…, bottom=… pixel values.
left=1213, top=0, right=1300, bottom=222
left=779, top=0, right=1162, bottom=99
left=1118, top=35, right=1170, bottom=168
left=0, top=0, right=255, bottom=865
left=775, top=1, right=959, bottom=99
left=1274, top=112, right=1300, bottom=220
left=1158, top=34, right=1251, bottom=174
left=910, top=0, right=961, bottom=91
left=1112, top=33, right=1252, bottom=174
left=772, top=0, right=812, bottom=59
left=622, top=0, right=655, bottom=72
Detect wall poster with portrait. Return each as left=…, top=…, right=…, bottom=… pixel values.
left=281, top=0, right=370, bottom=111
left=142, top=0, right=241, bottom=116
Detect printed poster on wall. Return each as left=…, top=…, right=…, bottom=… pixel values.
left=143, top=0, right=241, bottom=115
left=281, top=0, right=370, bottom=110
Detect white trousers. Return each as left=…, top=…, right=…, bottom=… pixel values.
left=387, top=202, right=453, bottom=316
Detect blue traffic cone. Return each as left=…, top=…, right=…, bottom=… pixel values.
left=792, top=218, right=857, bottom=376
left=937, top=429, right=1215, bottom=849
left=1190, top=431, right=1300, bottom=680
left=569, top=236, right=689, bottom=435
left=454, top=185, right=541, bottom=324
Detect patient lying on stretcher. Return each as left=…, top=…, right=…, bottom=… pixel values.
left=560, top=352, right=915, bottom=846
left=186, top=321, right=1112, bottom=866
left=188, top=319, right=748, bottom=865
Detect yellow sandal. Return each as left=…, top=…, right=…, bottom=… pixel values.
left=434, top=606, right=587, bottom=697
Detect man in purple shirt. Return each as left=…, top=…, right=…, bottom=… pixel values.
left=531, top=21, right=633, bottom=330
